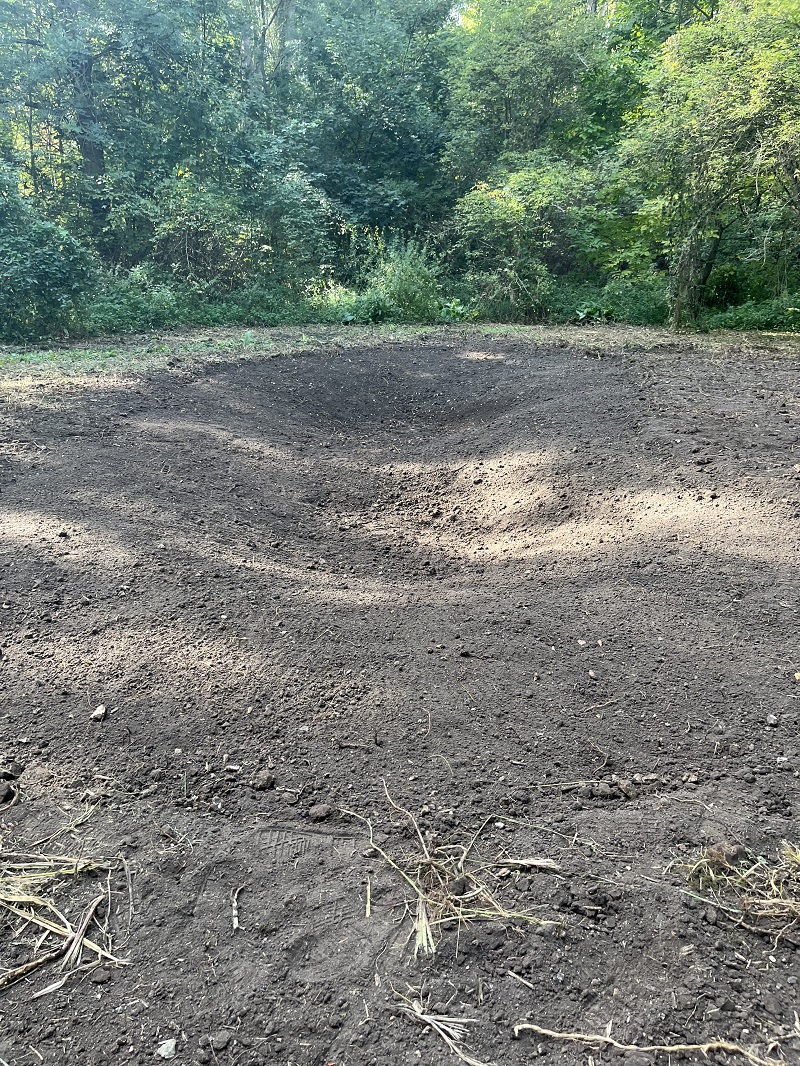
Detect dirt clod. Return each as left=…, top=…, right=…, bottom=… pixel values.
left=208, top=1031, right=231, bottom=1052
left=308, top=802, right=334, bottom=822
left=252, top=770, right=276, bottom=791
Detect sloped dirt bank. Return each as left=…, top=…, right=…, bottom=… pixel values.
left=0, top=329, right=799, bottom=1066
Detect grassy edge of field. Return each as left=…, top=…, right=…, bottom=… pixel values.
left=0, top=322, right=798, bottom=385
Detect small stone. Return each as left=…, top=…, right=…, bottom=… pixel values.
left=308, top=803, right=334, bottom=822
left=761, top=991, right=782, bottom=1016
left=90, top=967, right=111, bottom=985
left=281, top=792, right=298, bottom=806
left=252, top=770, right=276, bottom=791
left=766, top=714, right=779, bottom=727
left=91, top=705, right=107, bottom=721
left=209, top=1031, right=231, bottom=1052
left=592, top=782, right=615, bottom=800
left=155, top=1039, right=177, bottom=1060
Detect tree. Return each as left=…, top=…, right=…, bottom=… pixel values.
left=444, top=0, right=610, bottom=187
left=0, top=167, right=95, bottom=339
left=624, top=0, right=800, bottom=324
left=292, top=0, right=453, bottom=228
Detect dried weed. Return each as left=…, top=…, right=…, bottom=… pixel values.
left=684, top=840, right=800, bottom=944
left=0, top=850, right=127, bottom=992
left=348, top=784, right=561, bottom=957
left=397, top=990, right=491, bottom=1066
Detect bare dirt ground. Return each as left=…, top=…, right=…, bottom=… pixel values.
left=0, top=325, right=799, bottom=1066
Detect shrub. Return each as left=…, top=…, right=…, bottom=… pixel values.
left=86, top=270, right=337, bottom=333
left=85, top=266, right=196, bottom=333
left=468, top=261, right=552, bottom=321
left=209, top=286, right=319, bottom=327
left=152, top=169, right=332, bottom=291
left=701, top=298, right=800, bottom=332
left=602, top=276, right=669, bottom=326
left=437, top=298, right=477, bottom=323
left=545, top=275, right=669, bottom=326
left=546, top=279, right=606, bottom=323
left=0, top=172, right=95, bottom=341
left=362, top=241, right=442, bottom=322
left=347, top=290, right=399, bottom=324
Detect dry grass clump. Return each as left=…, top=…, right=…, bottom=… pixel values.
left=353, top=784, right=561, bottom=957
left=0, top=850, right=127, bottom=992
left=397, top=992, right=491, bottom=1066
left=684, top=840, right=800, bottom=943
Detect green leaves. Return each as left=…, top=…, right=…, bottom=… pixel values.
left=621, top=0, right=800, bottom=323
left=444, top=0, right=625, bottom=183
left=0, top=0, right=798, bottom=337
left=0, top=170, right=95, bottom=340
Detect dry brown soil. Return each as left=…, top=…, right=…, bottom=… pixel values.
left=0, top=327, right=799, bottom=1066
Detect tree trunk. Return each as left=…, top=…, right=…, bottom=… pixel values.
left=695, top=229, right=721, bottom=302
left=670, top=224, right=721, bottom=329
left=71, top=52, right=105, bottom=179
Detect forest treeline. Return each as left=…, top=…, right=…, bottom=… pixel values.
left=1, top=0, right=799, bottom=340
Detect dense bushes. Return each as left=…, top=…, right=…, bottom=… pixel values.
left=85, top=268, right=194, bottom=334
left=85, top=272, right=328, bottom=333
left=701, top=298, right=800, bottom=333
left=0, top=173, right=95, bottom=341
left=354, top=242, right=443, bottom=323
left=544, top=276, right=669, bottom=326
left=150, top=169, right=333, bottom=291
left=2, top=203, right=774, bottom=339
left=83, top=242, right=450, bottom=334
left=2, top=0, right=799, bottom=341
